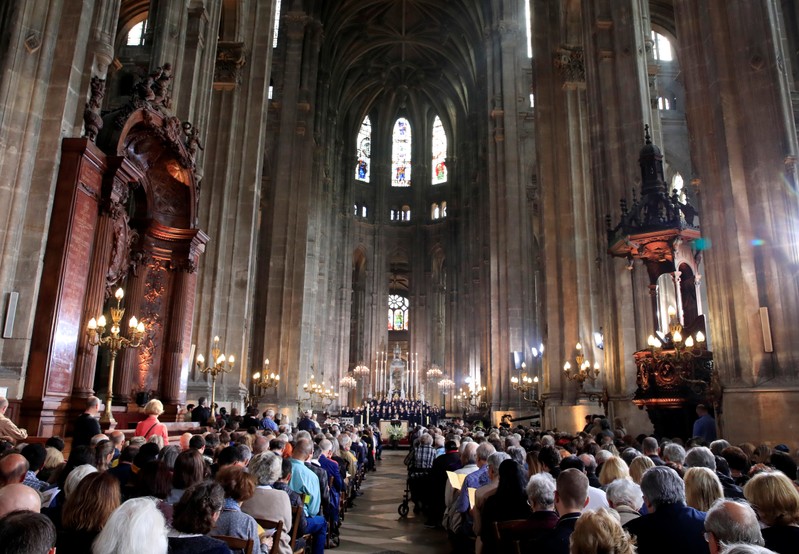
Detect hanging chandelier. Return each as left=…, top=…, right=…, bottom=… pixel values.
left=353, top=362, right=370, bottom=377
left=438, top=377, right=455, bottom=392
left=340, top=374, right=357, bottom=389
left=427, top=364, right=443, bottom=379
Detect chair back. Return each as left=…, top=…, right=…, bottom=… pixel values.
left=289, top=504, right=303, bottom=551
left=494, top=519, right=551, bottom=553
left=211, top=534, right=254, bottom=554
left=255, top=518, right=284, bottom=554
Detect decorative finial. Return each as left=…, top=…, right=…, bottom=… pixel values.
left=644, top=124, right=652, bottom=144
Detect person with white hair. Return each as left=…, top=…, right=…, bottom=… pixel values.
left=719, top=545, right=777, bottom=554
left=64, top=464, right=98, bottom=498
left=606, top=478, right=644, bottom=525
left=241, top=452, right=293, bottom=554
left=262, top=408, right=279, bottom=431
left=92, top=497, right=168, bottom=554
left=0, top=397, right=27, bottom=444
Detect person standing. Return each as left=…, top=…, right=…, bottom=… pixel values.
left=72, top=396, right=102, bottom=447
left=191, top=397, right=211, bottom=424
left=692, top=404, right=717, bottom=443
left=135, top=399, right=169, bottom=443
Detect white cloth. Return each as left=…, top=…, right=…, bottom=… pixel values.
left=587, top=485, right=610, bottom=511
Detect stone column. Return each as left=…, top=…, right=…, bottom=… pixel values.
left=161, top=262, right=193, bottom=406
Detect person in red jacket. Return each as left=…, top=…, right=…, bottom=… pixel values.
left=135, top=399, right=169, bottom=444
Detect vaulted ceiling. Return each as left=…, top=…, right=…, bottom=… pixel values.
left=318, top=0, right=488, bottom=127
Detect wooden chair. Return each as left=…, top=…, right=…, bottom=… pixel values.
left=255, top=518, right=284, bottom=554
left=289, top=504, right=311, bottom=554
left=494, top=519, right=551, bottom=554
left=211, top=534, right=254, bottom=554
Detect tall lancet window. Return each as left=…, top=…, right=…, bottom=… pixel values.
left=431, top=115, right=447, bottom=184
left=391, top=118, right=412, bottom=187
left=355, top=116, right=372, bottom=182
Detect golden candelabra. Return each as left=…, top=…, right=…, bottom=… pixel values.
left=303, top=368, right=339, bottom=408
left=196, top=336, right=235, bottom=424
left=563, top=342, right=600, bottom=385
left=511, top=362, right=540, bottom=402
left=254, top=358, right=280, bottom=390
left=455, top=377, right=486, bottom=409
left=647, top=305, right=706, bottom=361
left=86, top=287, right=146, bottom=425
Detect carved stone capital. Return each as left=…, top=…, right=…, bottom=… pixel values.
left=167, top=258, right=198, bottom=274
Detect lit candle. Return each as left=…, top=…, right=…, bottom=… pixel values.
left=228, top=355, right=235, bottom=364
left=115, top=288, right=124, bottom=301
left=129, top=316, right=138, bottom=328
left=216, top=354, right=225, bottom=365
left=97, top=315, right=107, bottom=328
left=136, top=322, right=145, bottom=334
left=695, top=331, right=705, bottom=343
left=87, top=318, right=97, bottom=331
left=197, top=353, right=205, bottom=365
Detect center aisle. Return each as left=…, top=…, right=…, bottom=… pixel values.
left=336, top=449, right=451, bottom=554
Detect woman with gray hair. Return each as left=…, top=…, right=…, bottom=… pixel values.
left=240, top=451, right=293, bottom=554
left=606, top=478, right=644, bottom=525
left=525, top=472, right=560, bottom=529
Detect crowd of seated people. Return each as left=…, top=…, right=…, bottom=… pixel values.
left=0, top=395, right=379, bottom=554
left=403, top=415, right=799, bottom=554
left=342, top=398, right=445, bottom=426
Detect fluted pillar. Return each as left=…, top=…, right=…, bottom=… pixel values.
left=114, top=252, right=149, bottom=403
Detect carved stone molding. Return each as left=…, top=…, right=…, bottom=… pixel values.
left=213, top=42, right=246, bottom=91
left=166, top=258, right=198, bottom=274
left=553, top=46, right=585, bottom=88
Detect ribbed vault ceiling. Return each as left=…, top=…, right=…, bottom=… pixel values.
left=318, top=0, right=487, bottom=124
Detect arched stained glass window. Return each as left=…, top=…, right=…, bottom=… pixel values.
left=127, top=20, right=147, bottom=46
left=388, top=294, right=409, bottom=331
left=355, top=116, right=372, bottom=182
left=391, top=118, right=412, bottom=187
left=431, top=116, right=447, bottom=184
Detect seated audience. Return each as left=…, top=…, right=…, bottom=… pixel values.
left=598, top=456, right=630, bottom=488
left=0, top=453, right=28, bottom=486
left=38, top=445, right=65, bottom=483
left=214, top=465, right=267, bottom=554
left=571, top=508, right=636, bottom=554
left=0, top=510, right=57, bottom=554
left=167, top=448, right=207, bottom=504
left=21, top=443, right=51, bottom=491
left=527, top=468, right=589, bottom=554
left=704, top=499, right=765, bottom=554
left=241, top=452, right=292, bottom=554
left=685, top=446, right=744, bottom=499
left=606, top=478, right=643, bottom=525
left=624, top=466, right=709, bottom=554
left=169, top=481, right=231, bottom=553
left=685, top=467, right=724, bottom=511
left=0, top=483, right=42, bottom=517
left=629, top=455, right=655, bottom=484
left=480, top=459, right=529, bottom=552
left=57, top=472, right=120, bottom=554
left=92, top=497, right=168, bottom=554
left=743, top=471, right=799, bottom=554
left=272, top=458, right=308, bottom=553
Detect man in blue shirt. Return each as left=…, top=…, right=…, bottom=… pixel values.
left=262, top=409, right=279, bottom=432
left=692, top=404, right=717, bottom=443
left=289, top=438, right=326, bottom=553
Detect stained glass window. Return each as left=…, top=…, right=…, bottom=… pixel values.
left=355, top=116, right=371, bottom=182
left=431, top=116, right=447, bottom=184
left=273, top=0, right=282, bottom=48
left=391, top=118, right=412, bottom=187
left=388, top=294, right=409, bottom=331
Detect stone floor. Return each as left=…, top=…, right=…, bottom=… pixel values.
left=335, top=449, right=451, bottom=554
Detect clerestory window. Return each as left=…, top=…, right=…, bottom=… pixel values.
left=391, top=118, right=412, bottom=187
left=388, top=294, right=409, bottom=331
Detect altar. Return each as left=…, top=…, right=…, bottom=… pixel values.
left=379, top=419, right=409, bottom=441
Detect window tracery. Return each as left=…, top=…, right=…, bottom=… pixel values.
left=388, top=294, right=409, bottom=331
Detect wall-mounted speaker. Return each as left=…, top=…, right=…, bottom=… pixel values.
left=759, top=307, right=774, bottom=353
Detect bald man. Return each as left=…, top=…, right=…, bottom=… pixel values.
left=0, top=454, right=29, bottom=487
left=179, top=432, right=192, bottom=451
left=0, top=483, right=42, bottom=517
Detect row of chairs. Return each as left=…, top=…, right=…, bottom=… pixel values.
left=212, top=504, right=309, bottom=554
left=212, top=461, right=371, bottom=554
